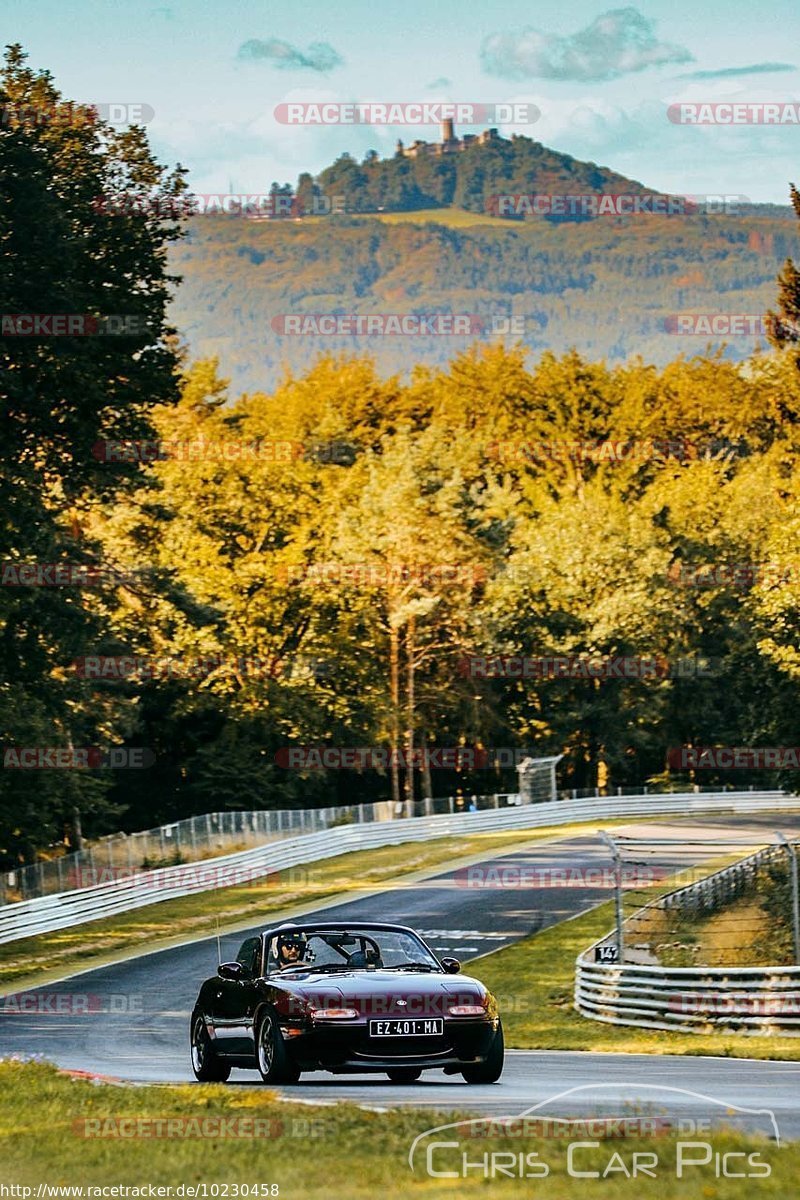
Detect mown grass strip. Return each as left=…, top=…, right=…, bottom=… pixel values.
left=0, top=1060, right=795, bottom=1197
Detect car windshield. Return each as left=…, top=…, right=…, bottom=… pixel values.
left=265, top=928, right=442, bottom=975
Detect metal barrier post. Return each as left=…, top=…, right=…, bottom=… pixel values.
left=599, top=829, right=624, bottom=962
left=776, top=832, right=800, bottom=966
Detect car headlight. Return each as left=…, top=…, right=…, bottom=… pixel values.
left=448, top=1004, right=488, bottom=1016
left=310, top=1006, right=359, bottom=1020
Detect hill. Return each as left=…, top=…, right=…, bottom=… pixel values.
left=308, top=132, right=656, bottom=217
left=169, top=207, right=796, bottom=395
left=168, top=134, right=796, bottom=394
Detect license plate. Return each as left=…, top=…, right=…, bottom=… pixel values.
left=369, top=1018, right=444, bottom=1037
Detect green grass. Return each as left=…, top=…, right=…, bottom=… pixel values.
left=0, top=819, right=636, bottom=990
left=472, top=899, right=800, bottom=1060
left=366, top=207, right=512, bottom=228
left=0, top=1061, right=795, bottom=1197
left=280, top=207, right=512, bottom=228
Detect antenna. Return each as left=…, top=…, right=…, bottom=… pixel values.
left=216, top=914, right=222, bottom=967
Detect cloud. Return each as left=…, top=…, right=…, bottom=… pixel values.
left=677, top=62, right=796, bottom=81
left=481, top=7, right=693, bottom=82
left=237, top=39, right=344, bottom=72
left=426, top=77, right=452, bottom=89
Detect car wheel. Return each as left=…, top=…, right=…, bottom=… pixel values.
left=256, top=1009, right=301, bottom=1084
left=190, top=1013, right=231, bottom=1083
left=461, top=1021, right=504, bottom=1084
left=386, top=1068, right=422, bottom=1083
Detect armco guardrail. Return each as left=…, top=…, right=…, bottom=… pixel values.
left=576, top=835, right=800, bottom=1035
left=575, top=960, right=800, bottom=1035
left=3, top=757, right=563, bottom=902
left=2, top=801, right=398, bottom=903
left=0, top=790, right=796, bottom=946
left=658, top=843, right=784, bottom=917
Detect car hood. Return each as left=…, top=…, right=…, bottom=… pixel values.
left=273, top=969, right=493, bottom=1019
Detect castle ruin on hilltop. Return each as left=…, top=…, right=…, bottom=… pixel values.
left=396, top=120, right=501, bottom=159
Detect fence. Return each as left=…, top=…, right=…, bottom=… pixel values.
left=576, top=838, right=800, bottom=1035
left=1, top=790, right=796, bottom=947
left=0, top=771, right=764, bottom=904
left=0, top=793, right=534, bottom=905
left=558, top=783, right=767, bottom=801
left=3, top=803, right=390, bottom=904
left=1, top=756, right=562, bottom=905
left=658, top=843, right=785, bottom=918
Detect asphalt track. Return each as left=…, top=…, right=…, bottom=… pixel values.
left=2, top=814, right=799, bottom=1136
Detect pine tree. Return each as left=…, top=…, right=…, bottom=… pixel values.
left=766, top=184, right=800, bottom=359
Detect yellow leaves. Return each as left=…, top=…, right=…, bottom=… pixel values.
left=79, top=341, right=800, bottom=800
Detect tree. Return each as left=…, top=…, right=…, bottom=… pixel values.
left=0, top=45, right=186, bottom=863
left=767, top=184, right=800, bottom=363
left=324, top=432, right=488, bottom=805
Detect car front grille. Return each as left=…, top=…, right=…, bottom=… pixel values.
left=353, top=1034, right=452, bottom=1058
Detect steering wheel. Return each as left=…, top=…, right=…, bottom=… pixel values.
left=348, top=937, right=383, bottom=968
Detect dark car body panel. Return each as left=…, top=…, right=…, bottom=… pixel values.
left=192, top=922, right=501, bottom=1075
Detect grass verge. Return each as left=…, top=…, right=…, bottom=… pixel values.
left=0, top=1060, right=794, bottom=1198
left=368, top=207, right=513, bottom=228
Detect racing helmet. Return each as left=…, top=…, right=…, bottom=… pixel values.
left=275, top=929, right=309, bottom=959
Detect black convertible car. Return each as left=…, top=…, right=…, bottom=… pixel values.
left=190, top=921, right=504, bottom=1084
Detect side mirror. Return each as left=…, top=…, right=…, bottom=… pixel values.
left=441, top=957, right=461, bottom=974
left=218, top=961, right=245, bottom=981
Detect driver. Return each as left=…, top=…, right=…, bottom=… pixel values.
left=273, top=931, right=309, bottom=970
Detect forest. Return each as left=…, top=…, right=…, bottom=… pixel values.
left=171, top=207, right=795, bottom=394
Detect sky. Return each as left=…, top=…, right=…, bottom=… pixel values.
left=4, top=0, right=800, bottom=202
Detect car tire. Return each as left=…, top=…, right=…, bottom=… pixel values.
left=461, top=1022, right=504, bottom=1084
left=386, top=1068, right=422, bottom=1083
left=190, top=1013, right=231, bottom=1083
left=256, top=1008, right=301, bottom=1084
